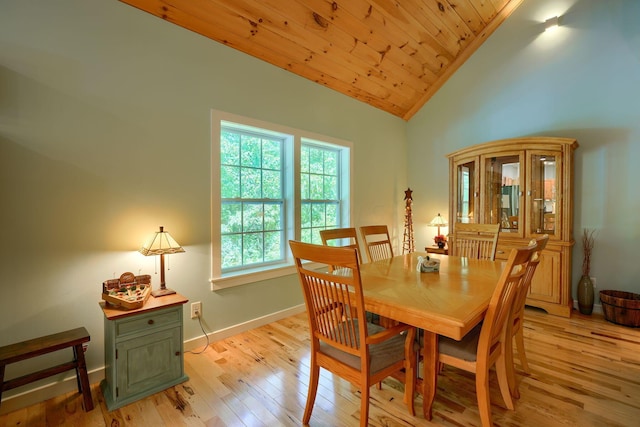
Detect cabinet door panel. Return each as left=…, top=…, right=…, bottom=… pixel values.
left=452, top=156, right=479, bottom=224
left=528, top=250, right=561, bottom=303
left=481, top=152, right=524, bottom=237
left=117, top=327, right=182, bottom=398
left=526, top=150, right=563, bottom=239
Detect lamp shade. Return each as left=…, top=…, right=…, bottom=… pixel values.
left=139, top=226, right=185, bottom=256
left=139, top=226, right=184, bottom=297
left=428, top=213, right=448, bottom=228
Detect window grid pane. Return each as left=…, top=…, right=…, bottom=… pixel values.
left=221, top=127, right=285, bottom=271
left=215, top=113, right=351, bottom=281
left=300, top=143, right=341, bottom=243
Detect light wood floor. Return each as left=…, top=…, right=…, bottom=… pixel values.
left=2, top=307, right=640, bottom=426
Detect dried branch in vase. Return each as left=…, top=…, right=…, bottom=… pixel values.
left=581, top=228, right=596, bottom=276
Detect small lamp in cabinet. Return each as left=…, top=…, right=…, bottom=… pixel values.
left=139, top=226, right=185, bottom=297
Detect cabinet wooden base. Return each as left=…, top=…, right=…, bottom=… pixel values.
left=525, top=299, right=572, bottom=318
left=100, top=375, right=188, bottom=411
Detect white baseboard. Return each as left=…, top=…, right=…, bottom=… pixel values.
left=0, top=369, right=105, bottom=415
left=0, top=304, right=306, bottom=415
left=184, top=303, right=306, bottom=351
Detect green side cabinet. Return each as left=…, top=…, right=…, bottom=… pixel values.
left=100, top=294, right=189, bottom=411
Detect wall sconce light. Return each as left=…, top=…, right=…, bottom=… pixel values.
left=139, top=226, right=185, bottom=297
left=545, top=16, right=560, bottom=31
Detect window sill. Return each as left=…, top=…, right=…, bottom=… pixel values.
left=210, top=261, right=324, bottom=290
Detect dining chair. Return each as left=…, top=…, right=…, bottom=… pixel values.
left=321, top=226, right=382, bottom=331
left=359, top=225, right=394, bottom=262
left=421, top=242, right=537, bottom=427
left=449, top=223, right=500, bottom=260
left=506, top=234, right=549, bottom=399
left=289, top=240, right=417, bottom=427
left=319, top=227, right=363, bottom=271
left=359, top=225, right=399, bottom=328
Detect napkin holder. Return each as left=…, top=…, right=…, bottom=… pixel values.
left=416, top=256, right=440, bottom=273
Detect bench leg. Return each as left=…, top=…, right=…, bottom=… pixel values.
left=73, top=344, right=93, bottom=411
left=0, top=363, right=5, bottom=406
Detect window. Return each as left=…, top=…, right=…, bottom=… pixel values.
left=220, top=129, right=285, bottom=271
left=300, top=144, right=341, bottom=244
left=211, top=111, right=352, bottom=289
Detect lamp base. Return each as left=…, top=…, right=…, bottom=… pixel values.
left=152, top=287, right=177, bottom=297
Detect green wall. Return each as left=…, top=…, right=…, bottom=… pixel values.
left=0, top=0, right=407, bottom=404
left=408, top=0, right=640, bottom=303
left=2, top=0, right=639, bottom=409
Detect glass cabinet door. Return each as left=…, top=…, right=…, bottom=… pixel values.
left=453, top=157, right=478, bottom=223
left=482, top=153, right=523, bottom=234
left=527, top=151, right=562, bottom=238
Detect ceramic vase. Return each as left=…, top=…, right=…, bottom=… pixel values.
left=577, top=275, right=594, bottom=315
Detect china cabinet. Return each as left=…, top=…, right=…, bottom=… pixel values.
left=447, top=137, right=578, bottom=317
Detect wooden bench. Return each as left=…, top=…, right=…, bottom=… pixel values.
left=0, top=327, right=93, bottom=411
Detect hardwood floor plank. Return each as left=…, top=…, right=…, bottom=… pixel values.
left=2, top=308, right=640, bottom=426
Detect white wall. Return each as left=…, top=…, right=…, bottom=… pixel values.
left=0, top=0, right=407, bottom=409
left=407, top=0, right=640, bottom=300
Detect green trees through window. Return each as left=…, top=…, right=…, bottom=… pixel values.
left=220, top=130, right=284, bottom=270
left=218, top=120, right=349, bottom=273
left=300, top=145, right=340, bottom=244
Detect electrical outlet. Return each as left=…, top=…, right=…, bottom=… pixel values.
left=590, top=277, right=596, bottom=288
left=191, top=302, right=202, bottom=319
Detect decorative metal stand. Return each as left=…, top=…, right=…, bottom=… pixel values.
left=402, top=188, right=415, bottom=254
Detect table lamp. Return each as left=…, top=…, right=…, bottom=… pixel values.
left=139, top=226, right=185, bottom=297
left=428, top=213, right=448, bottom=240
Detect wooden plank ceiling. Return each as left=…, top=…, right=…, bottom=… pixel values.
left=119, top=0, right=524, bottom=120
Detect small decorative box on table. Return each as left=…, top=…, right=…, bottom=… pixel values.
left=102, top=272, right=151, bottom=310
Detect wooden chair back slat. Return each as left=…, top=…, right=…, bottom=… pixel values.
left=359, top=225, right=394, bottom=262
left=320, top=227, right=363, bottom=271
left=506, top=234, right=549, bottom=398
left=450, top=223, right=500, bottom=260
left=482, top=246, right=532, bottom=354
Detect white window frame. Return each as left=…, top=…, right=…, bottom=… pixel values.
left=210, top=110, right=353, bottom=290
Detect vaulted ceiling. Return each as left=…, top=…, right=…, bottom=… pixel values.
left=119, top=0, right=524, bottom=120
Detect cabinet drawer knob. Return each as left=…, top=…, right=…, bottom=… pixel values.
left=175, top=351, right=181, bottom=356
left=148, top=319, right=154, bottom=325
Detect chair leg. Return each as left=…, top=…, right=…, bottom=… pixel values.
left=303, top=361, right=320, bottom=424
left=404, top=328, right=416, bottom=416
left=475, top=368, right=493, bottom=427
left=508, top=328, right=528, bottom=400
left=504, top=334, right=518, bottom=402
left=360, top=383, right=370, bottom=427
left=515, top=328, right=530, bottom=373
left=421, top=333, right=438, bottom=421
left=496, top=353, right=515, bottom=411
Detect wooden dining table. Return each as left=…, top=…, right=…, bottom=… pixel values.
left=358, top=252, right=505, bottom=420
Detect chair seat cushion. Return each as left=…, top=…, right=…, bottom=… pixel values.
left=319, top=321, right=409, bottom=374
left=438, top=322, right=483, bottom=362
